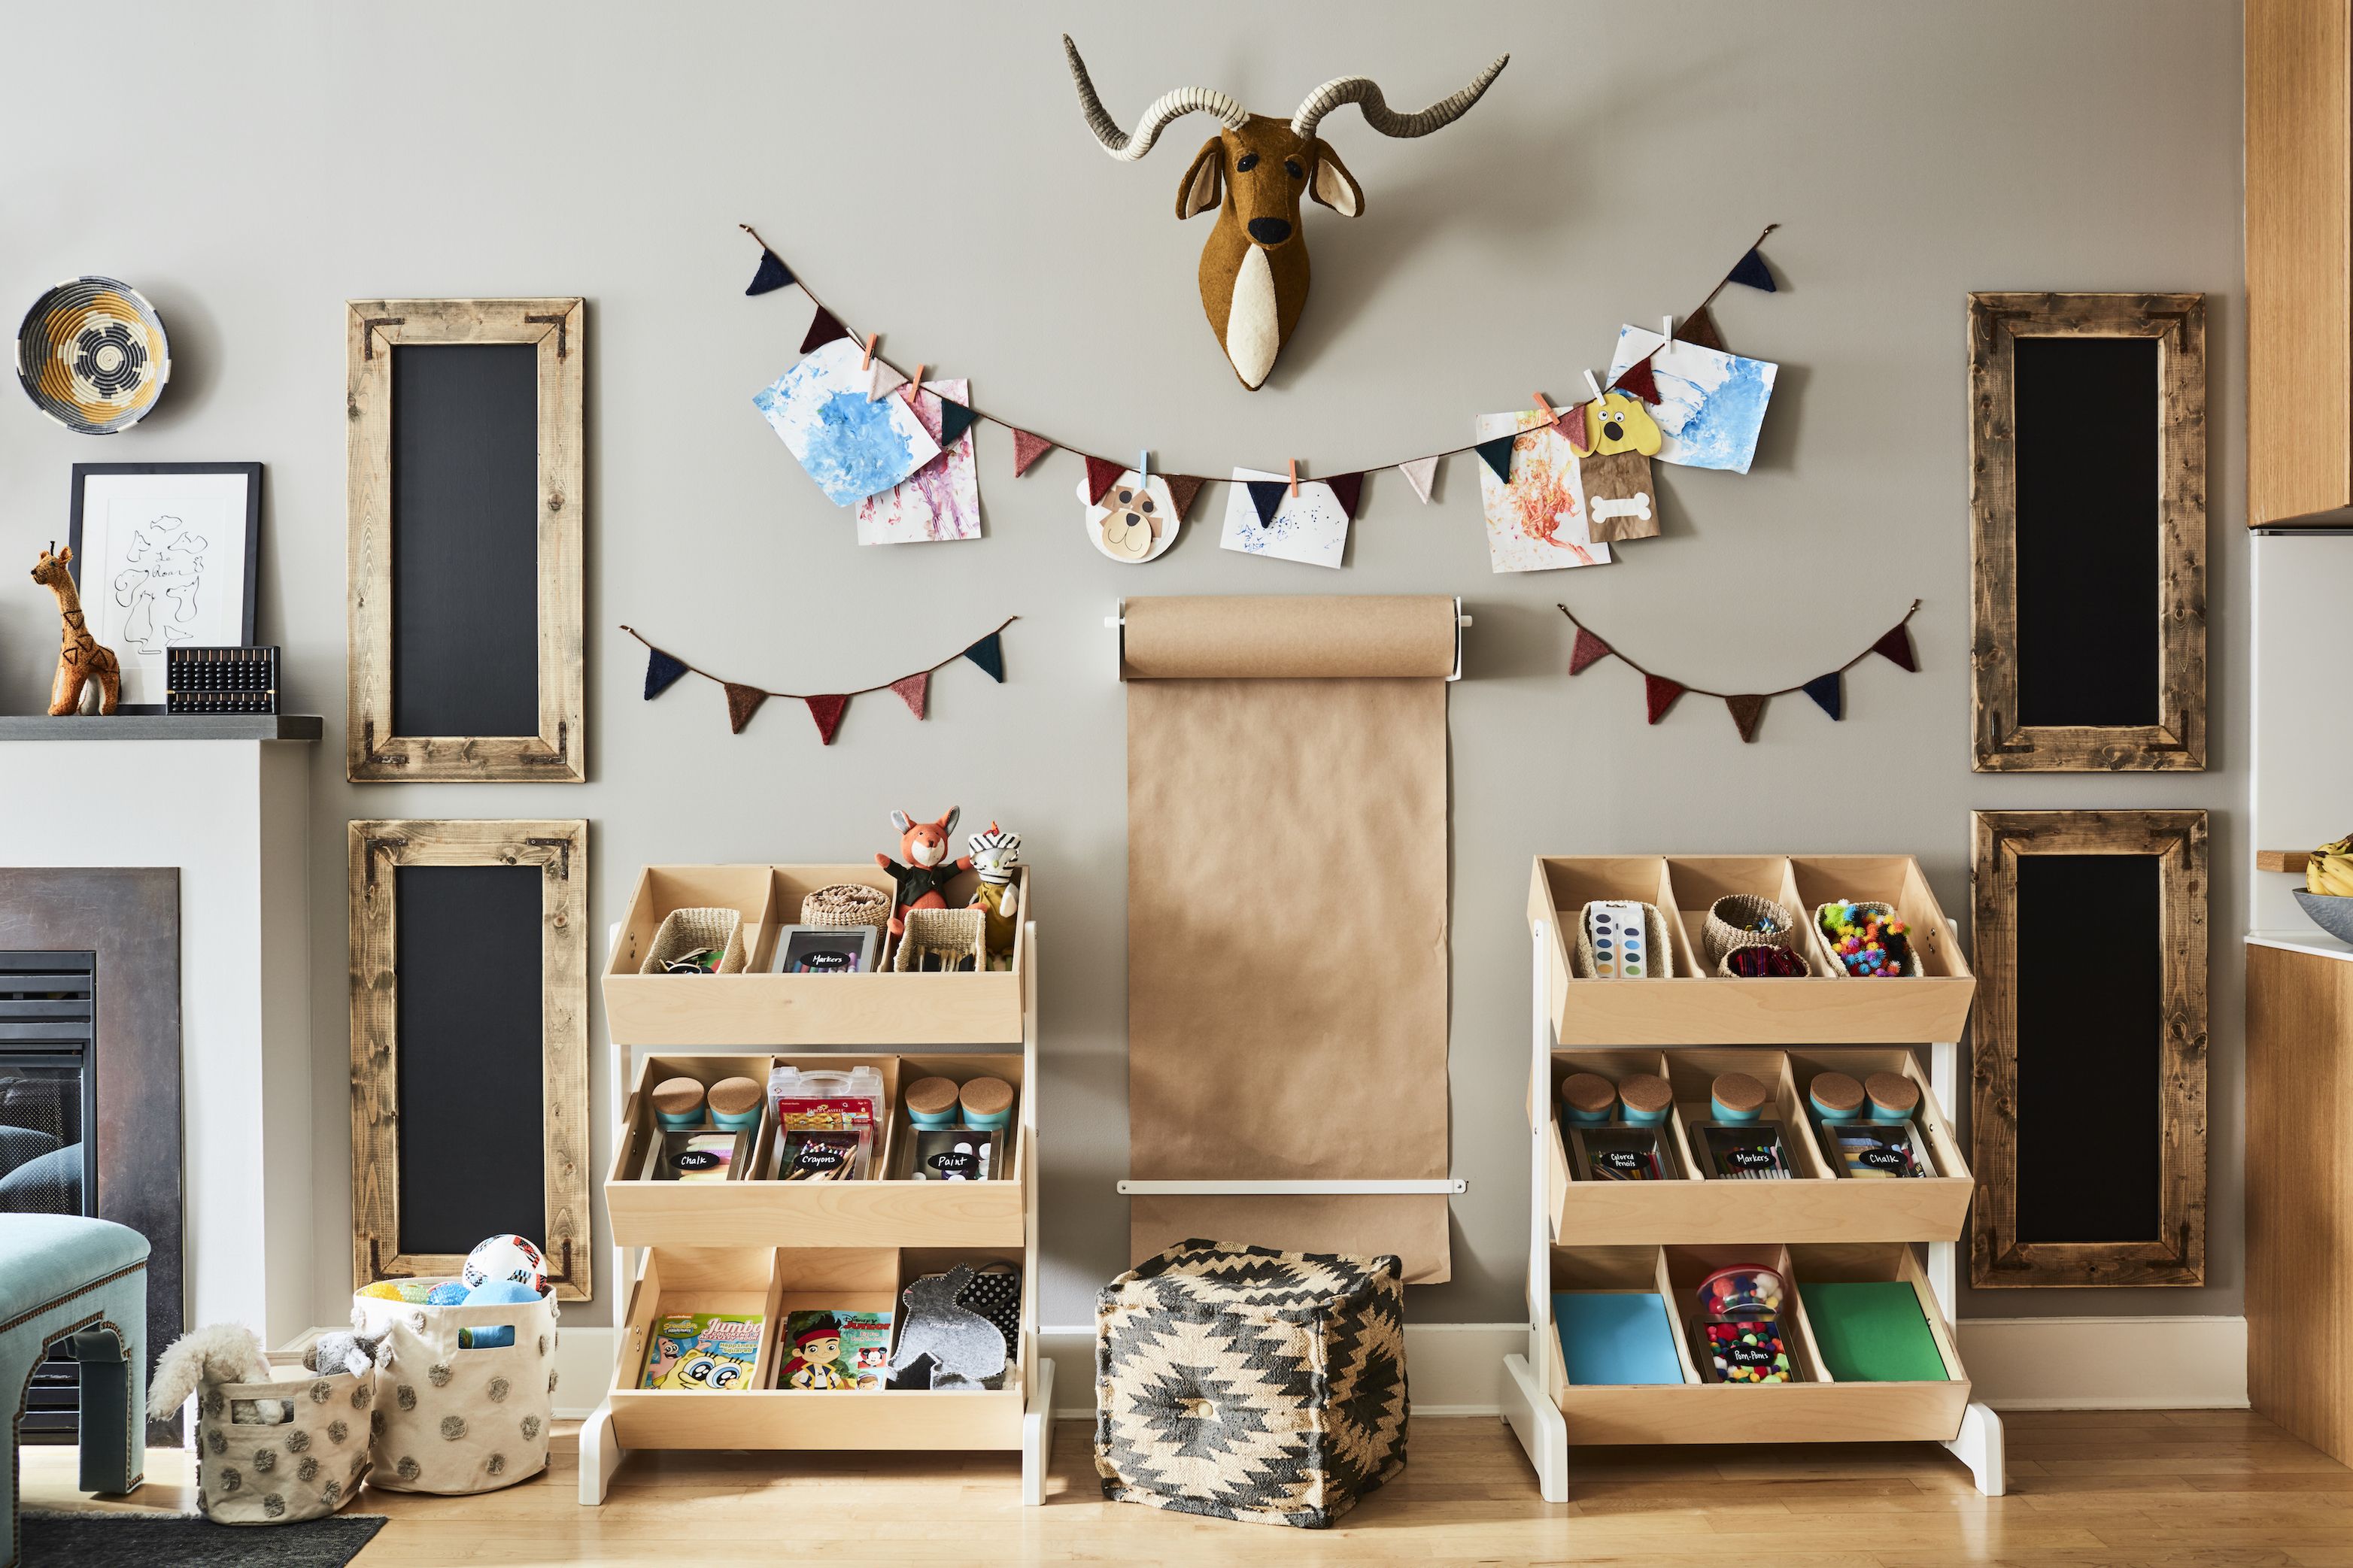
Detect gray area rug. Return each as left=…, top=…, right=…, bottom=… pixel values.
left=16, top=1509, right=387, bottom=1566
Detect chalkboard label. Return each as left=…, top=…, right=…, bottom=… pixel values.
left=791, top=1144, right=849, bottom=1178
left=675, top=1148, right=724, bottom=1173
left=1860, top=1144, right=1911, bottom=1175
left=926, top=1148, right=981, bottom=1180
left=1726, top=1342, right=1776, bottom=1371
left=1725, top=1145, right=1778, bottom=1172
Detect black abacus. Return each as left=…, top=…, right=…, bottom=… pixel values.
left=166, top=646, right=278, bottom=715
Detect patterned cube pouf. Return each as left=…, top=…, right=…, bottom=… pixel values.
left=1094, top=1239, right=1407, bottom=1528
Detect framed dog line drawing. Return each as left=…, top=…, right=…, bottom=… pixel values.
left=68, top=461, right=261, bottom=712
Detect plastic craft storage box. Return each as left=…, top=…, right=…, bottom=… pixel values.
left=606, top=1051, right=1031, bottom=1250
left=603, top=863, right=1029, bottom=1045
left=1530, top=855, right=1974, bottom=1045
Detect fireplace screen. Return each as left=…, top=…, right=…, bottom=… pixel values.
left=1, top=952, right=99, bottom=1439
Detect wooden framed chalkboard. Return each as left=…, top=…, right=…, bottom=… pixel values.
left=1969, top=293, right=2206, bottom=772
left=1970, top=809, right=2207, bottom=1287
left=348, top=819, right=589, bottom=1300
left=346, top=299, right=584, bottom=782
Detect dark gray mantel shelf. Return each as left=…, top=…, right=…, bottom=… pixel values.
left=0, top=714, right=323, bottom=742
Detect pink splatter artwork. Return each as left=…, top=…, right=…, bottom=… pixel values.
left=1472, top=409, right=1611, bottom=574
left=857, top=377, right=980, bottom=544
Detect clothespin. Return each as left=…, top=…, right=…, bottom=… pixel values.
left=904, top=363, right=926, bottom=407
left=1138, top=450, right=1149, bottom=481
left=1288, top=458, right=1300, bottom=497
left=1532, top=391, right=1559, bottom=427
left=1662, top=315, right=1675, bottom=345
left=861, top=332, right=878, bottom=369
left=1583, top=369, right=1605, bottom=400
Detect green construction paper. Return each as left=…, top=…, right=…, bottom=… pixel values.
left=1801, top=1281, right=1948, bottom=1382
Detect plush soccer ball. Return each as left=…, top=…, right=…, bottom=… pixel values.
left=461, top=1235, right=545, bottom=1295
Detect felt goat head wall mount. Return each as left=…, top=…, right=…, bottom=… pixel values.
left=1062, top=36, right=1508, bottom=390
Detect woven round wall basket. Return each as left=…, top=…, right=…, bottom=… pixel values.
left=16, top=275, right=170, bottom=433
left=1702, top=894, right=1799, bottom=966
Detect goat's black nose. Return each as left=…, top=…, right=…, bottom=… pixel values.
left=1246, top=217, right=1292, bottom=245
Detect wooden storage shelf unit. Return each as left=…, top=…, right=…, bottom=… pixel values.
left=1529, top=855, right=1973, bottom=1045
left=1503, top=854, right=2002, bottom=1503
left=581, top=863, right=1049, bottom=1506
left=603, top=863, right=1029, bottom=1045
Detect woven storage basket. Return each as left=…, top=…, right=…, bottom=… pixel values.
left=1814, top=899, right=1918, bottom=979
left=893, top=906, right=985, bottom=973
left=351, top=1283, right=558, bottom=1495
left=801, top=882, right=892, bottom=933
left=1572, top=901, right=1677, bottom=979
left=1702, top=894, right=1799, bottom=966
left=1095, top=1240, right=1406, bottom=1529
left=639, top=905, right=748, bottom=975
left=193, top=1368, right=372, bottom=1524
left=1715, top=940, right=1814, bottom=978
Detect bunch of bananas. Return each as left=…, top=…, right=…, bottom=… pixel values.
left=2309, top=835, right=2353, bottom=897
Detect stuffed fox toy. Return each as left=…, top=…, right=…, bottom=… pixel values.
left=876, top=807, right=970, bottom=936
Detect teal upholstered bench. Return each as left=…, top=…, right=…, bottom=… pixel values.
left=0, top=1215, right=148, bottom=1568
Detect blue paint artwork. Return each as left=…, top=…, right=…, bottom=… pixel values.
left=1606, top=326, right=1778, bottom=475
left=754, top=337, right=941, bottom=506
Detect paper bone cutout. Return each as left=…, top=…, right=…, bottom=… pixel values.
left=1062, top=37, right=1508, bottom=390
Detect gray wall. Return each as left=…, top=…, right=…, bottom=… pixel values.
left=0, top=0, right=2245, bottom=1332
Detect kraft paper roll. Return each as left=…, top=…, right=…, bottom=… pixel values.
left=1121, top=595, right=1457, bottom=681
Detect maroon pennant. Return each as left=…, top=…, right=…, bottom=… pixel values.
left=1612, top=354, right=1661, bottom=404
left=1568, top=626, right=1612, bottom=675
left=1082, top=455, right=1125, bottom=505
left=890, top=672, right=929, bottom=719
left=1558, top=402, right=1592, bottom=455
left=1677, top=305, right=1726, bottom=352
left=1870, top=623, right=1918, bottom=672
left=1011, top=429, right=1055, bottom=477
left=804, top=693, right=850, bottom=744
left=1325, top=471, right=1365, bottom=520
left=799, top=307, right=850, bottom=355
left=723, top=683, right=768, bottom=734
left=1726, top=693, right=1766, bottom=743
left=1162, top=473, right=1207, bottom=520
left=1644, top=674, right=1685, bottom=725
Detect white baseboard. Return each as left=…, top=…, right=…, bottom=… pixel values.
left=551, top=1314, right=2249, bottom=1422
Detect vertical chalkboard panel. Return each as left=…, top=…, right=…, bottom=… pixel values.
left=394, top=863, right=545, bottom=1257
left=390, top=342, right=540, bottom=739
left=2012, top=335, right=2161, bottom=729
left=2013, top=851, right=2163, bottom=1245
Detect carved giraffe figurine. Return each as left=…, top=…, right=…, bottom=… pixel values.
left=31, top=544, right=121, bottom=716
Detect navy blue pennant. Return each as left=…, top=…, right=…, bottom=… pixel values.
left=936, top=397, right=978, bottom=448
left=1726, top=245, right=1775, bottom=293
left=745, top=248, right=794, bottom=296
left=644, top=647, right=691, bottom=700
left=962, top=632, right=1005, bottom=683
left=1244, top=480, right=1288, bottom=526
left=1802, top=671, right=1842, bottom=720
left=1474, top=433, right=1517, bottom=484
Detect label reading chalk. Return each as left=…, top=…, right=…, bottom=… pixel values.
left=675, top=1149, right=724, bottom=1172
left=926, top=1148, right=981, bottom=1180
left=1859, top=1144, right=1911, bottom=1175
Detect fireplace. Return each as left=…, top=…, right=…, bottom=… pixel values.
left=0, top=870, right=184, bottom=1447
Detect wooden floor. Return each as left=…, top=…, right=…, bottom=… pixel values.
left=20, top=1409, right=2351, bottom=1565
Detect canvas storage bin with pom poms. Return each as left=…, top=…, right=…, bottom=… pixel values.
left=351, top=1283, right=559, bottom=1494
left=1095, top=1239, right=1408, bottom=1528
left=193, top=1366, right=372, bottom=1525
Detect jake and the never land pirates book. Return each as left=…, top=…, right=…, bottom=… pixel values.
left=640, top=1312, right=763, bottom=1391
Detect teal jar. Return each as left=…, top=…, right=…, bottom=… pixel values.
left=1865, top=1072, right=1920, bottom=1124
left=1711, top=1072, right=1768, bottom=1124
left=1561, top=1072, right=1617, bottom=1127
left=1808, top=1071, right=1865, bottom=1124
left=1618, top=1073, right=1674, bottom=1127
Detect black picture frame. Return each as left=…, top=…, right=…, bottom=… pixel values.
left=66, top=462, right=262, bottom=714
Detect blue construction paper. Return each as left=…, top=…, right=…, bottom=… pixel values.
left=1554, top=1291, right=1685, bottom=1386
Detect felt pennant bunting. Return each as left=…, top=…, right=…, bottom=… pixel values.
left=799, top=306, right=850, bottom=354
left=935, top=396, right=978, bottom=449
left=1568, top=626, right=1612, bottom=675
left=1870, top=622, right=1917, bottom=672
left=868, top=360, right=908, bottom=402
left=1244, top=478, right=1289, bottom=527
left=1474, top=433, right=1517, bottom=484
left=1559, top=402, right=1592, bottom=455
left=804, top=693, right=850, bottom=744
left=643, top=647, right=690, bottom=699
left=1677, top=305, right=1726, bottom=352
left=746, top=248, right=794, bottom=296
left=1011, top=429, right=1055, bottom=477
left=1644, top=674, right=1685, bottom=725
left=1726, top=693, right=1767, bottom=743
left=1611, top=353, right=1660, bottom=404
left=962, top=630, right=1006, bottom=682
left=1325, top=471, right=1365, bottom=520
left=1397, top=455, right=1439, bottom=503
left=1802, top=671, right=1843, bottom=720
left=1726, top=245, right=1776, bottom=292
left=724, top=682, right=768, bottom=734
left=1162, top=472, right=1207, bottom=520
left=890, top=672, right=930, bottom=718
left=1082, top=455, right=1125, bottom=505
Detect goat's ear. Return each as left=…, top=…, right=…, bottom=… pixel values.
left=1175, top=136, right=1223, bottom=220
left=1308, top=142, right=1363, bottom=217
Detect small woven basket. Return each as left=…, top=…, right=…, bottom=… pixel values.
left=1715, top=940, right=1814, bottom=978
left=1572, top=902, right=1677, bottom=979
left=639, top=906, right=747, bottom=975
left=1702, top=894, right=1799, bottom=966
left=894, top=906, right=985, bottom=974
left=802, top=882, right=893, bottom=933
left=1814, top=900, right=1918, bottom=979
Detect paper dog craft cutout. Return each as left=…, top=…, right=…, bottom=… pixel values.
left=1063, top=36, right=1508, bottom=390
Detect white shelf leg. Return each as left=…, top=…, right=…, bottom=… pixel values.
left=577, top=1400, right=624, bottom=1505
left=1943, top=1400, right=2005, bottom=1497
left=1503, top=920, right=1570, bottom=1502
left=1501, top=1352, right=1569, bottom=1503
left=1022, top=1354, right=1058, bottom=1505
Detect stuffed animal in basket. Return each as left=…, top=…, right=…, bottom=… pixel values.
left=885, top=1264, right=1006, bottom=1391
left=148, top=1323, right=275, bottom=1422
left=305, top=1326, right=394, bottom=1380
left=876, top=807, right=971, bottom=937
left=964, top=821, right=1022, bottom=969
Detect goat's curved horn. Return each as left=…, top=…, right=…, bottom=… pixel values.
left=1062, top=35, right=1246, bottom=162
left=1289, top=56, right=1510, bottom=141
